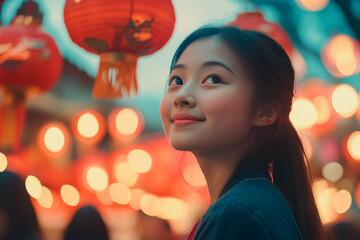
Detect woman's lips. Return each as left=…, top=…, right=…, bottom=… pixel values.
left=173, top=119, right=204, bottom=126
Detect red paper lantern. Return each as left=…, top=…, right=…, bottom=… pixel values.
left=227, top=11, right=294, bottom=56
left=63, top=0, right=176, bottom=99
left=0, top=2, right=63, bottom=151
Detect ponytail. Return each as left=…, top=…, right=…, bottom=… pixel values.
left=272, top=118, right=325, bottom=240
left=219, top=117, right=326, bottom=240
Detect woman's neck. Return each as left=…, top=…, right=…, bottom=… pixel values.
left=192, top=149, right=243, bottom=204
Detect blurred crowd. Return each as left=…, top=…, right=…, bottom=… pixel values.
left=1, top=170, right=360, bottom=240
left=0, top=170, right=182, bottom=240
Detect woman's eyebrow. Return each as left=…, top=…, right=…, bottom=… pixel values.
left=171, top=63, right=186, bottom=71
left=202, top=61, right=234, bottom=74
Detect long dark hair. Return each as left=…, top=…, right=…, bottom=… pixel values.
left=170, top=26, right=326, bottom=240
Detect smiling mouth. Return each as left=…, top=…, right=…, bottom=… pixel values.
left=172, top=119, right=204, bottom=126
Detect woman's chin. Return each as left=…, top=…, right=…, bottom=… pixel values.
left=170, top=143, right=192, bottom=151
left=169, top=140, right=206, bottom=152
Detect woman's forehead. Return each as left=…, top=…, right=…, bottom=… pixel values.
left=177, top=36, right=239, bottom=64
left=175, top=36, right=245, bottom=75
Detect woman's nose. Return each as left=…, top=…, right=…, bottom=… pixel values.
left=173, top=93, right=196, bottom=108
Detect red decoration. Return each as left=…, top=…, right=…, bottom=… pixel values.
left=0, top=2, right=63, bottom=151
left=227, top=11, right=294, bottom=56
left=63, top=0, right=176, bottom=99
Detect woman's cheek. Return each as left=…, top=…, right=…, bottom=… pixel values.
left=201, top=93, right=238, bottom=116
left=159, top=95, right=172, bottom=131
left=201, top=91, right=252, bottom=129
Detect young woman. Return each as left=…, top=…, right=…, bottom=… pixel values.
left=159, top=26, right=326, bottom=240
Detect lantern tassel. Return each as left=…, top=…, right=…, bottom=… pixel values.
left=0, top=90, right=26, bottom=152
left=93, top=52, right=139, bottom=99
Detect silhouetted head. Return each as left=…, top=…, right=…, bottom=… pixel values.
left=0, top=171, right=39, bottom=240
left=64, top=205, right=109, bottom=240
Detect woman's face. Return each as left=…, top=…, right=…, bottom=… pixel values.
left=160, top=36, right=256, bottom=153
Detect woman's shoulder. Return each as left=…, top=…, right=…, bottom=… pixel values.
left=194, top=179, right=303, bottom=240
left=212, top=179, right=298, bottom=225
left=215, top=178, right=291, bottom=212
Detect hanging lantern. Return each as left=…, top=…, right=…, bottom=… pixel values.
left=0, top=1, right=63, bottom=152
left=63, top=0, right=176, bottom=99
left=227, top=11, right=294, bottom=56
left=321, top=34, right=360, bottom=78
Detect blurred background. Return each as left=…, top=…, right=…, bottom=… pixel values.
left=0, top=0, right=360, bottom=239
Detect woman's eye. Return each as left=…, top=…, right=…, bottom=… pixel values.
left=203, top=75, right=222, bottom=84
left=169, top=76, right=183, bottom=85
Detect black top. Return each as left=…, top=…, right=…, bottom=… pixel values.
left=193, top=168, right=303, bottom=239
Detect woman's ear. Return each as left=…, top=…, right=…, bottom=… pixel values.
left=253, top=102, right=282, bottom=127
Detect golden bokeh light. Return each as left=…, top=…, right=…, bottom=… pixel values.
left=160, top=197, right=188, bottom=220
left=25, top=175, right=42, bottom=199
left=330, top=35, right=354, bottom=60
left=290, top=98, right=317, bottom=129
left=115, top=108, right=139, bottom=135
left=330, top=35, right=358, bottom=76
left=313, top=178, right=338, bottom=224
left=114, top=161, right=138, bottom=187
left=322, top=34, right=360, bottom=77
left=60, top=184, right=80, bottom=206
left=347, top=131, right=360, bottom=161
left=317, top=187, right=338, bottom=224
left=44, top=126, right=66, bottom=153
left=127, top=149, right=152, bottom=173
left=331, top=84, right=359, bottom=118
left=333, top=189, right=352, bottom=214
left=295, top=0, right=329, bottom=11
left=0, top=152, right=7, bottom=172
left=140, top=194, right=161, bottom=216
left=183, top=161, right=206, bottom=187
left=86, top=166, right=109, bottom=192
left=37, top=186, right=53, bottom=208
left=312, top=96, right=331, bottom=124
left=322, top=162, right=343, bottom=182
left=109, top=183, right=131, bottom=205
left=336, top=52, right=357, bottom=76
left=129, top=188, right=145, bottom=210
left=77, top=112, right=100, bottom=138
